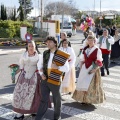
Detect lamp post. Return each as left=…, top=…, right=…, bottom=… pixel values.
left=93, top=0, right=95, bottom=19
left=40, top=0, right=43, bottom=37
left=100, top=0, right=102, bottom=26
left=24, top=0, right=26, bottom=19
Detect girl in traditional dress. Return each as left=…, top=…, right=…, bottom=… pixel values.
left=59, top=39, right=76, bottom=94
left=13, top=41, right=42, bottom=119
left=78, top=31, right=98, bottom=57
left=83, top=31, right=98, bottom=48
left=72, top=35, right=105, bottom=104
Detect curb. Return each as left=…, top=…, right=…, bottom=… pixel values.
left=0, top=46, right=47, bottom=49
left=0, top=46, right=48, bottom=55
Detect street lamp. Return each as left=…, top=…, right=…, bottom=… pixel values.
left=100, top=0, right=102, bottom=26
left=93, top=0, right=95, bottom=19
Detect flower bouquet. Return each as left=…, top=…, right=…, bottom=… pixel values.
left=8, top=64, right=19, bottom=83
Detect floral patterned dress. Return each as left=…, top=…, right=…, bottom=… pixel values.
left=12, top=51, right=41, bottom=114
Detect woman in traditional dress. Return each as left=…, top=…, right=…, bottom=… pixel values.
left=59, top=39, right=76, bottom=94
left=13, top=41, right=42, bottom=119
left=72, top=35, right=105, bottom=104
left=111, top=29, right=120, bottom=60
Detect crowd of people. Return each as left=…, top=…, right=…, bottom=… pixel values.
left=11, top=18, right=120, bottom=119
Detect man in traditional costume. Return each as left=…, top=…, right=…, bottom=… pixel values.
left=36, top=36, right=69, bottom=120
left=98, top=29, right=114, bottom=76
left=72, top=35, right=105, bottom=104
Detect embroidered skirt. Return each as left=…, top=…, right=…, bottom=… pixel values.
left=72, top=69, right=105, bottom=104
left=12, top=71, right=41, bottom=114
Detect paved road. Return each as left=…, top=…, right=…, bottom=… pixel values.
left=0, top=32, right=120, bottom=120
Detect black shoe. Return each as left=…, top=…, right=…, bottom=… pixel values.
left=14, top=114, right=24, bottom=119
left=53, top=118, right=61, bottom=120
left=81, top=102, right=91, bottom=105
left=68, top=92, right=72, bottom=95
left=107, top=70, right=109, bottom=75
left=31, top=113, right=36, bottom=117
left=101, top=73, right=105, bottom=76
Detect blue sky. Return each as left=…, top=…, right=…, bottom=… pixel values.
left=0, top=0, right=120, bottom=16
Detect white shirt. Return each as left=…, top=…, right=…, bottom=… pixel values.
left=98, top=36, right=114, bottom=50
left=19, top=52, right=39, bottom=79
left=37, top=51, right=69, bottom=75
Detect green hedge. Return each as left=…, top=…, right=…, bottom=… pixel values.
left=0, top=20, right=33, bottom=38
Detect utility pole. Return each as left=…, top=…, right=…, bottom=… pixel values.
left=61, top=13, right=64, bottom=32
left=94, top=0, right=95, bottom=19
left=40, top=0, right=43, bottom=37
left=54, top=2, right=56, bottom=15
left=24, top=0, right=26, bottom=19
left=100, top=0, right=101, bottom=26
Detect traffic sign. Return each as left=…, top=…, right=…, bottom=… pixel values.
left=105, top=16, right=114, bottom=19
left=25, top=33, right=32, bottom=42
left=99, top=16, right=103, bottom=20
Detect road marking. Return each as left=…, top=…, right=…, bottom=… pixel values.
left=0, top=105, right=119, bottom=120
left=105, top=91, right=120, bottom=100
left=109, top=68, right=120, bottom=72
left=109, top=72, right=120, bottom=77
left=0, top=94, right=13, bottom=100
left=0, top=107, right=14, bottom=120
left=102, top=77, right=120, bottom=83
left=61, top=105, right=119, bottom=120
left=103, top=83, right=120, bottom=91
left=95, top=102, right=120, bottom=112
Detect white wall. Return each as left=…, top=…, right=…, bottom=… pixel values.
left=35, top=21, right=56, bottom=37
left=20, top=27, right=27, bottom=41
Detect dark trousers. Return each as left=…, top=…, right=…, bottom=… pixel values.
left=35, top=80, right=61, bottom=120
left=101, top=54, right=110, bottom=74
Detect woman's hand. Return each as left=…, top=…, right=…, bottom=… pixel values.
left=88, top=68, right=97, bottom=74
left=90, top=69, right=97, bottom=73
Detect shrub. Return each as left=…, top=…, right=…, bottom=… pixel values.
left=0, top=20, right=33, bottom=38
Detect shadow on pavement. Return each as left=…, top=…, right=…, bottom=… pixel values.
left=0, top=84, right=15, bottom=95
left=63, top=102, right=96, bottom=112
left=109, top=63, right=120, bottom=68
left=0, top=54, right=8, bottom=56
left=44, top=109, right=72, bottom=120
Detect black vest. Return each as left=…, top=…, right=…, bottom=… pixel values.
left=43, top=49, right=51, bottom=79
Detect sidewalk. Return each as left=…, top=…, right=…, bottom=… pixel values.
left=0, top=47, right=47, bottom=55
left=0, top=48, right=25, bottom=54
